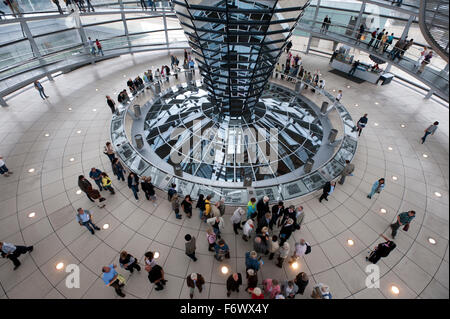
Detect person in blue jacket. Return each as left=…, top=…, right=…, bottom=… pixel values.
left=367, top=178, right=385, bottom=199
left=245, top=251, right=261, bottom=272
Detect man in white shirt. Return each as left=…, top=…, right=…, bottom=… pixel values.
left=0, top=242, right=34, bottom=270
left=88, top=37, right=96, bottom=55
left=0, top=156, right=13, bottom=177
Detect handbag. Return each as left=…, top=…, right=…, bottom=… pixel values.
left=117, top=274, right=126, bottom=285
left=403, top=223, right=409, bottom=231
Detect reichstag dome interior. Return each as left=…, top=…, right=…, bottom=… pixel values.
left=0, top=0, right=448, bottom=300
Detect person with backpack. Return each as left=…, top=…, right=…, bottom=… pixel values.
left=367, top=28, right=379, bottom=48
left=196, top=194, right=206, bottom=220
left=100, top=172, right=115, bottom=195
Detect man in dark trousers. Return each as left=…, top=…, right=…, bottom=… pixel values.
left=368, top=28, right=379, bottom=48
left=226, top=273, right=243, bottom=297
left=106, top=95, right=116, bottom=114
left=390, top=211, right=415, bottom=239
left=348, top=60, right=360, bottom=76
left=319, top=181, right=336, bottom=202
left=256, top=196, right=270, bottom=220
left=271, top=201, right=285, bottom=229
left=374, top=28, right=385, bottom=49
left=0, top=242, right=33, bottom=270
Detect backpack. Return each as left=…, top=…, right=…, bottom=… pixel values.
left=305, top=243, right=312, bottom=255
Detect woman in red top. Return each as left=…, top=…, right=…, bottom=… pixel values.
left=95, top=39, right=104, bottom=56
left=249, top=287, right=264, bottom=299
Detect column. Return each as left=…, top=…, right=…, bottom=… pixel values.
left=163, top=8, right=170, bottom=49
left=352, top=0, right=366, bottom=37
left=118, top=0, right=132, bottom=52
left=72, top=10, right=95, bottom=64
left=312, top=0, right=321, bottom=28
left=424, top=89, right=434, bottom=99
left=18, top=16, right=53, bottom=81
left=400, top=15, right=414, bottom=41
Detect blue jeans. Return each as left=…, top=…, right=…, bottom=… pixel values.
left=198, top=208, right=204, bottom=219
left=130, top=185, right=139, bottom=199
left=116, top=169, right=125, bottom=181
left=97, top=48, right=104, bottom=56
left=94, top=179, right=103, bottom=191
left=0, top=164, right=8, bottom=175
left=82, top=220, right=99, bottom=234
left=421, top=131, right=431, bottom=144
left=38, top=89, right=48, bottom=99
left=213, top=227, right=221, bottom=237
left=91, top=47, right=96, bottom=55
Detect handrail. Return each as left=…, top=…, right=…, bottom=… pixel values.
left=109, top=68, right=358, bottom=205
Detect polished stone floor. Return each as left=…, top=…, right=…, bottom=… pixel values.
left=0, top=50, right=448, bottom=299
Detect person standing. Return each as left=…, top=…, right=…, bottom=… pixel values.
left=171, top=193, right=182, bottom=219
left=338, top=160, right=355, bottom=185
left=167, top=183, right=177, bottom=201
left=207, top=216, right=224, bottom=239
left=348, top=60, right=360, bottom=76
left=356, top=23, right=365, bottom=45
left=247, top=197, right=257, bottom=220
left=148, top=0, right=155, bottom=11
left=89, top=167, right=104, bottom=191
left=100, top=172, right=115, bottom=195
left=294, top=206, right=305, bottom=230
left=245, top=250, right=261, bottom=272
left=256, top=212, right=272, bottom=234
left=263, top=278, right=281, bottom=299
left=119, top=250, right=141, bottom=273
left=390, top=211, right=415, bottom=239
left=111, top=158, right=125, bottom=181
left=139, top=0, right=147, bottom=10
left=196, top=194, right=206, bottom=221
left=0, top=156, right=12, bottom=177
left=106, top=96, right=116, bottom=114
left=141, top=176, right=157, bottom=205
left=367, top=178, right=385, bottom=199
left=187, top=273, right=205, bottom=299
left=34, top=80, right=49, bottom=100
left=276, top=241, right=290, bottom=268
left=226, top=273, right=242, bottom=297
left=206, top=228, right=217, bottom=252
left=127, top=172, right=140, bottom=201
left=184, top=234, right=197, bottom=262
left=216, top=198, right=226, bottom=216
left=245, top=268, right=258, bottom=292
left=102, top=264, right=126, bottom=297
left=256, top=196, right=270, bottom=220
left=295, top=272, right=309, bottom=295
left=268, top=235, right=279, bottom=260
left=181, top=195, right=193, bottom=218
left=311, top=283, right=332, bottom=299
left=421, top=121, right=439, bottom=144
left=288, top=239, right=310, bottom=264
left=104, top=142, right=116, bottom=162
left=368, top=28, right=379, bottom=48
left=400, top=38, right=414, bottom=59
left=366, top=234, right=397, bottom=264
left=390, top=38, right=406, bottom=60
left=242, top=219, right=254, bottom=241
left=286, top=40, right=293, bottom=53
left=279, top=218, right=295, bottom=246
left=385, top=33, right=394, bottom=52
left=230, top=207, right=245, bottom=234
left=373, top=28, right=385, bottom=49
left=95, top=39, right=104, bottom=56
left=335, top=89, right=343, bottom=104
left=319, top=181, right=336, bottom=202
left=76, top=208, right=101, bottom=235
left=214, top=239, right=230, bottom=261
left=85, top=0, right=94, bottom=12
left=271, top=201, right=284, bottom=228
left=325, top=16, right=331, bottom=32
left=320, top=15, right=328, bottom=33
left=0, top=242, right=33, bottom=270
left=282, top=281, right=299, bottom=298
left=88, top=37, right=96, bottom=55
left=52, top=0, right=64, bottom=14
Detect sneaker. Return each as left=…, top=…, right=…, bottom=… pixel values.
left=118, top=292, right=126, bottom=297
left=155, top=286, right=163, bottom=291
left=190, top=293, right=194, bottom=299
left=227, top=292, right=231, bottom=297
left=28, top=246, right=33, bottom=253
left=95, top=226, right=101, bottom=230
left=13, top=264, right=21, bottom=270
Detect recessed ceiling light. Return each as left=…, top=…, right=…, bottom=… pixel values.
left=102, top=223, right=109, bottom=229
left=347, top=239, right=354, bottom=246
left=76, top=130, right=81, bottom=134
left=56, top=262, right=64, bottom=270
left=291, top=261, right=299, bottom=269
left=332, top=89, right=336, bottom=92
left=154, top=251, right=160, bottom=259
left=428, top=237, right=436, bottom=245
left=388, top=147, right=393, bottom=151
left=68, top=107, right=72, bottom=111
left=380, top=208, right=387, bottom=214
left=76, top=189, right=82, bottom=195
left=28, top=168, right=35, bottom=173
left=92, top=109, right=97, bottom=112
left=69, top=158, right=75, bottom=162
left=221, top=266, right=229, bottom=274
left=347, top=85, right=351, bottom=88
left=28, top=212, right=36, bottom=218
left=44, top=133, right=50, bottom=137
left=422, top=154, right=428, bottom=158
left=355, top=103, right=359, bottom=106
left=434, top=192, right=442, bottom=197
left=375, top=102, right=379, bottom=105
left=374, top=123, right=379, bottom=126
left=123, top=75, right=126, bottom=77
left=400, top=124, right=406, bottom=128
left=391, top=285, right=400, bottom=295
left=95, top=88, right=99, bottom=91
left=392, top=176, right=398, bottom=181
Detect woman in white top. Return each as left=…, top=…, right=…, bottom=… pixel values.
left=0, top=156, right=13, bottom=177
